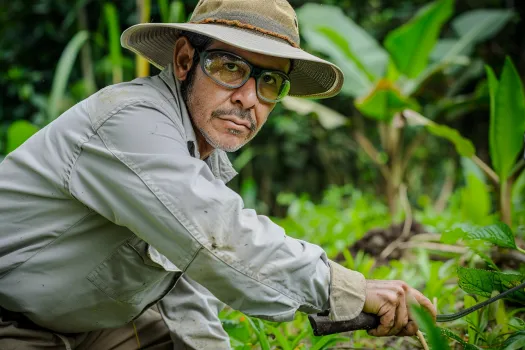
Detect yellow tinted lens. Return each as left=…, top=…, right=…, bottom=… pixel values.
left=258, top=72, right=290, bottom=101
left=203, top=52, right=249, bottom=86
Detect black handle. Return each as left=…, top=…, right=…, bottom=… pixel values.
left=308, top=312, right=381, bottom=336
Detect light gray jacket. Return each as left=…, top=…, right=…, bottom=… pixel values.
left=0, top=65, right=366, bottom=349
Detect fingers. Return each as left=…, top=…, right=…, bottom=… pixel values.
left=411, top=288, right=437, bottom=321
left=368, top=303, right=396, bottom=337
left=388, top=285, right=409, bottom=336
left=398, top=293, right=419, bottom=336
left=364, top=280, right=434, bottom=337
left=368, top=282, right=409, bottom=337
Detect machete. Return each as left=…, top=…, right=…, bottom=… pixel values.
left=309, top=280, right=525, bottom=336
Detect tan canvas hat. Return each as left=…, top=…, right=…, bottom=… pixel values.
left=121, top=0, right=344, bottom=99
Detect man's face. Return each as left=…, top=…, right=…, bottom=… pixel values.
left=175, top=39, right=291, bottom=153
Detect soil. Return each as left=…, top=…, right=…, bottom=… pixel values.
left=334, top=220, right=426, bottom=264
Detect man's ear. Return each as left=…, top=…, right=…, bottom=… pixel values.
left=173, top=36, right=196, bottom=81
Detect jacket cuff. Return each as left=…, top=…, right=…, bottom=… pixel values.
left=328, top=260, right=366, bottom=321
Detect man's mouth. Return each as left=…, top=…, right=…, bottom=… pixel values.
left=218, top=117, right=252, bottom=131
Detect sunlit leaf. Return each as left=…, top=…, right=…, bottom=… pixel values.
left=104, top=3, right=123, bottom=84
left=442, top=223, right=516, bottom=249
left=297, top=4, right=389, bottom=97
left=169, top=0, right=186, bottom=23
left=47, top=30, right=89, bottom=122
left=459, top=158, right=492, bottom=224
left=6, top=120, right=40, bottom=154
left=457, top=267, right=525, bottom=303
left=467, top=222, right=516, bottom=249
left=355, top=80, right=419, bottom=121
left=489, top=57, right=525, bottom=181
left=282, top=96, right=348, bottom=129
left=411, top=305, right=451, bottom=350
left=384, top=0, right=454, bottom=78
left=401, top=110, right=476, bottom=157
left=426, top=124, right=475, bottom=157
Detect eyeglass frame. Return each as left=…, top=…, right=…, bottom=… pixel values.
left=197, top=49, right=292, bottom=103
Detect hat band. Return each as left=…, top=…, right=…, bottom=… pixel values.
left=191, top=18, right=299, bottom=48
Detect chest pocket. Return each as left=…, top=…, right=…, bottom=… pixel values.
left=87, top=236, right=181, bottom=305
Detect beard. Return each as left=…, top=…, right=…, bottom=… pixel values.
left=181, top=65, right=258, bottom=153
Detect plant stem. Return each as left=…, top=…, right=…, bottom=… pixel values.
left=472, top=155, right=499, bottom=185
left=136, top=0, right=151, bottom=77
left=353, top=131, right=390, bottom=179
left=500, top=179, right=512, bottom=227
left=417, top=330, right=429, bottom=350
left=77, top=6, right=96, bottom=96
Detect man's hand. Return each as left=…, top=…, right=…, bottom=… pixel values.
left=362, top=279, right=436, bottom=337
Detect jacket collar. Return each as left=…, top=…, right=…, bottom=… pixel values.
left=158, top=64, right=238, bottom=184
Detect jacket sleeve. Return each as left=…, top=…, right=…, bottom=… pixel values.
left=69, top=102, right=366, bottom=322
left=158, top=275, right=231, bottom=350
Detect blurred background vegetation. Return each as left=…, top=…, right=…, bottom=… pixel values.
left=3, top=1, right=525, bottom=349
left=1, top=0, right=523, bottom=219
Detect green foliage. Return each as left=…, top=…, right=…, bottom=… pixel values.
left=458, top=158, right=492, bottom=224
left=384, top=0, right=454, bottom=78
left=502, top=331, right=525, bottom=350
left=458, top=267, right=525, bottom=303
left=275, top=185, right=390, bottom=258
left=6, top=120, right=39, bottom=154
left=355, top=80, right=420, bottom=121
left=442, top=223, right=517, bottom=249
left=47, top=30, right=89, bottom=123
left=440, top=328, right=481, bottom=349
left=487, top=58, right=525, bottom=181
left=296, top=3, right=388, bottom=97
left=432, top=9, right=515, bottom=63
left=412, top=305, right=451, bottom=350
left=426, top=123, right=475, bottom=157
left=103, top=3, right=123, bottom=84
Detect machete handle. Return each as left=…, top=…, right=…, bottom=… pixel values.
left=308, top=312, right=380, bottom=336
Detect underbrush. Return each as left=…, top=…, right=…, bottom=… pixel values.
left=220, top=185, right=525, bottom=350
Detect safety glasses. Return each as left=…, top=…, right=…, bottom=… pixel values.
left=199, top=49, right=291, bottom=103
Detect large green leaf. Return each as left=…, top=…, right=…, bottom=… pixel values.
left=486, top=65, right=499, bottom=173
left=6, top=120, right=40, bottom=154
left=457, top=267, right=525, bottom=303
left=442, top=223, right=516, bottom=249
left=355, top=80, right=419, bottom=121
left=467, top=223, right=516, bottom=249
left=489, top=58, right=525, bottom=181
left=432, top=9, right=514, bottom=62
left=47, top=30, right=89, bottom=123
left=400, top=110, right=476, bottom=156
left=282, top=96, right=348, bottom=130
left=427, top=124, right=476, bottom=157
left=460, top=174, right=491, bottom=224
left=297, top=4, right=389, bottom=97
left=384, top=0, right=453, bottom=78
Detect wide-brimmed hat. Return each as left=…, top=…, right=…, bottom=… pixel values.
left=121, top=0, right=344, bottom=99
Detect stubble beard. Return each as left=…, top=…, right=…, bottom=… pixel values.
left=182, top=66, right=258, bottom=153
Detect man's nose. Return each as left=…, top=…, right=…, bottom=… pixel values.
left=231, top=77, right=258, bottom=109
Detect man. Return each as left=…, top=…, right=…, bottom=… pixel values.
left=0, top=0, right=436, bottom=348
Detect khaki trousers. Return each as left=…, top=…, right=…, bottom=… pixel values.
left=0, top=307, right=175, bottom=350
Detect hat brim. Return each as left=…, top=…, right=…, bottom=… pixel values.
left=121, top=23, right=344, bottom=99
